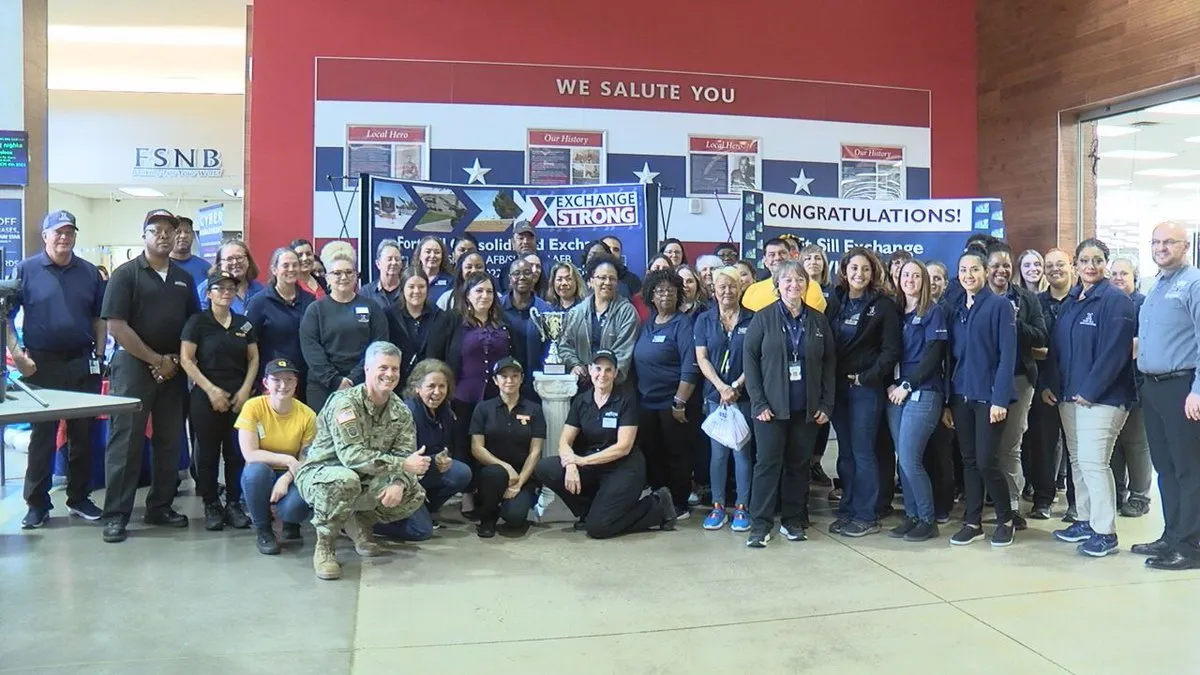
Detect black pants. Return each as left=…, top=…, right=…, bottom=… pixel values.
left=749, top=415, right=818, bottom=530
left=923, top=420, right=956, bottom=517
left=876, top=418, right=897, bottom=515
left=306, top=381, right=338, bottom=414
left=189, top=387, right=244, bottom=504
left=474, top=464, right=536, bottom=526
left=1025, top=396, right=1063, bottom=510
left=450, top=399, right=479, bottom=465
left=952, top=399, right=1011, bottom=526
left=638, top=407, right=693, bottom=511
left=23, top=350, right=100, bottom=509
left=102, top=351, right=187, bottom=520
left=1141, top=376, right=1200, bottom=557
left=535, top=451, right=665, bottom=539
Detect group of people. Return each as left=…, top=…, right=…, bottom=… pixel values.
left=9, top=206, right=1200, bottom=579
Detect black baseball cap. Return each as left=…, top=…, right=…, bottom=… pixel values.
left=492, top=356, right=523, bottom=376
left=591, top=349, right=618, bottom=366
left=265, top=358, right=300, bottom=376
left=513, top=221, right=535, bottom=235
left=205, top=270, right=238, bottom=290
left=144, top=209, right=180, bottom=228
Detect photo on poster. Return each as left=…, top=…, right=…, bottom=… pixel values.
left=526, top=130, right=606, bottom=186
left=571, top=148, right=602, bottom=184
left=687, top=136, right=760, bottom=197
left=839, top=144, right=905, bottom=200
left=464, top=188, right=521, bottom=233
left=690, top=153, right=729, bottom=195
left=730, top=156, right=757, bottom=192
left=410, top=186, right=466, bottom=233
left=394, top=145, right=423, bottom=180
left=371, top=180, right=421, bottom=231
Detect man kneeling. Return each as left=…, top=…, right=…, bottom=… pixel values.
left=296, top=342, right=428, bottom=580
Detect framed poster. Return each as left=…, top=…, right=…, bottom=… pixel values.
left=839, top=144, right=905, bottom=200
left=343, top=125, right=430, bottom=190
left=526, top=129, right=606, bottom=186
left=687, top=135, right=760, bottom=197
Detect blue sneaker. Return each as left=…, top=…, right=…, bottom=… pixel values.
left=702, top=505, right=728, bottom=530
left=1078, top=532, right=1119, bottom=557
left=1053, top=521, right=1094, bottom=543
left=730, top=505, right=752, bottom=532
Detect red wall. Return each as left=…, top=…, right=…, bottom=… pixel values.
left=246, top=0, right=977, bottom=268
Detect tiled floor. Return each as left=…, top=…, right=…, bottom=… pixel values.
left=1, top=466, right=1197, bottom=674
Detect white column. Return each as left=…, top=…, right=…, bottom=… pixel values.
left=531, top=372, right=578, bottom=523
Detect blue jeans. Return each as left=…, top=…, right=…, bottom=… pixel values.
left=706, top=399, right=753, bottom=507
left=831, top=385, right=884, bottom=523
left=373, top=459, right=472, bottom=541
left=886, top=391, right=943, bottom=523
left=240, top=462, right=312, bottom=530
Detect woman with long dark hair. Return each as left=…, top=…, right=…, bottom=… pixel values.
left=290, top=238, right=327, bottom=298
left=659, top=238, right=687, bottom=268
left=436, top=251, right=486, bottom=312
left=393, top=266, right=441, bottom=387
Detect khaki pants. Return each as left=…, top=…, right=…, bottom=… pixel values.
left=1059, top=402, right=1128, bottom=535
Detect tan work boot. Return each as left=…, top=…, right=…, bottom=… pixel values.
left=313, top=532, right=341, bottom=580
left=344, top=513, right=385, bottom=557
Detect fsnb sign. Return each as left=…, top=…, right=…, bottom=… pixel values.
left=133, top=147, right=224, bottom=178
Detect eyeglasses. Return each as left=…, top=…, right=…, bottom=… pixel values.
left=592, top=275, right=617, bottom=283
left=329, top=270, right=356, bottom=278
left=211, top=285, right=237, bottom=295
left=145, top=228, right=173, bottom=237
left=510, top=270, right=533, bottom=278
left=223, top=254, right=248, bottom=264
left=1151, top=239, right=1186, bottom=247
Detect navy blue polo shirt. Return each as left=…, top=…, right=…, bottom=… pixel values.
left=693, top=306, right=754, bottom=403
left=499, top=292, right=551, bottom=377
left=836, top=296, right=867, bottom=345
left=899, top=304, right=948, bottom=392
left=632, top=312, right=699, bottom=409
left=781, top=305, right=808, bottom=412
left=428, top=272, right=454, bottom=305
left=404, top=396, right=454, bottom=456
left=11, top=252, right=104, bottom=352
left=244, top=283, right=316, bottom=378
left=172, top=254, right=210, bottom=296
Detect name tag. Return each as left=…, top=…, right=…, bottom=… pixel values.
left=257, top=423, right=266, bottom=440
left=1165, top=292, right=1182, bottom=300
left=736, top=327, right=748, bottom=335
left=173, top=281, right=189, bottom=288
left=602, top=416, right=618, bottom=429
left=788, top=362, right=803, bottom=382
left=845, top=313, right=860, bottom=327
left=516, top=414, right=531, bottom=425
left=911, top=391, right=922, bottom=402
left=355, top=306, right=370, bottom=323
left=912, top=316, right=922, bottom=325
left=652, top=334, right=666, bottom=343
left=89, top=356, right=101, bottom=375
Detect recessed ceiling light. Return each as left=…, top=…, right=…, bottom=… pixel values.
left=1096, top=125, right=1140, bottom=137
left=1163, top=182, right=1200, bottom=190
left=48, top=25, right=244, bottom=48
left=118, top=187, right=165, bottom=197
left=1096, top=178, right=1132, bottom=187
left=1146, top=101, right=1200, bottom=115
left=222, top=188, right=244, bottom=198
left=1097, top=150, right=1177, bottom=160
left=1186, top=136, right=1200, bottom=143
left=1134, top=168, right=1200, bottom=177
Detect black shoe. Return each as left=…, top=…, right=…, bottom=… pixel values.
left=102, top=518, right=128, bottom=543
left=1146, top=551, right=1200, bottom=571
left=904, top=521, right=939, bottom=542
left=476, top=521, right=497, bottom=538
left=810, top=463, right=833, bottom=487
left=1021, top=485, right=1035, bottom=502
left=876, top=505, right=897, bottom=520
left=992, top=522, right=1015, bottom=547
left=889, top=517, right=918, bottom=539
left=840, top=520, right=880, bottom=538
left=225, top=500, right=251, bottom=529
left=746, top=528, right=772, bottom=548
left=950, top=524, right=985, bottom=546
left=1028, top=506, right=1051, bottom=520
left=1061, top=508, right=1078, bottom=523
left=654, top=487, right=677, bottom=531
left=143, top=508, right=189, bottom=528
left=67, top=499, right=103, bottom=521
left=21, top=506, right=50, bottom=530
left=1120, top=497, right=1151, bottom=518
left=572, top=519, right=587, bottom=532
left=281, top=522, right=303, bottom=542
left=797, top=511, right=812, bottom=529
left=461, top=510, right=480, bottom=522
left=1011, top=514, right=1028, bottom=531
left=1131, top=538, right=1172, bottom=557
left=829, top=518, right=848, bottom=534
left=203, top=502, right=226, bottom=531
left=256, top=528, right=281, bottom=555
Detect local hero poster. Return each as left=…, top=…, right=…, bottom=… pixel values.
left=741, top=190, right=1004, bottom=273
left=363, top=177, right=655, bottom=281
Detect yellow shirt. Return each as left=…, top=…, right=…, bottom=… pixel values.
left=741, top=278, right=827, bottom=313
left=233, top=396, right=317, bottom=457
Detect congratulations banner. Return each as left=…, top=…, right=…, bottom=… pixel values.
left=741, top=190, right=1004, bottom=272
left=362, top=176, right=654, bottom=281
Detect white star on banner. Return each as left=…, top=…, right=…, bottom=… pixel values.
left=632, top=162, right=660, bottom=184
left=463, top=158, right=491, bottom=185
left=790, top=168, right=814, bottom=194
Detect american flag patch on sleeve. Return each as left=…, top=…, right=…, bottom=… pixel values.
left=336, top=409, right=357, bottom=425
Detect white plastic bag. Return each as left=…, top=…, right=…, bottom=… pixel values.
left=702, top=404, right=751, bottom=451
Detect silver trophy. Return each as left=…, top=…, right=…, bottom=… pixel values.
left=530, top=307, right=567, bottom=375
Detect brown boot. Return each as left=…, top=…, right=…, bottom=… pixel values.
left=345, top=514, right=384, bottom=557
left=313, top=531, right=341, bottom=580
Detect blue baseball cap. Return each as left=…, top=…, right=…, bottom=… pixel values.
left=42, top=210, right=78, bottom=232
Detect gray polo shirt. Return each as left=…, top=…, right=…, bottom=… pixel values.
left=1138, top=264, right=1200, bottom=396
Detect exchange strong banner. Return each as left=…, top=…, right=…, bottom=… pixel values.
left=741, top=190, right=1005, bottom=274
left=362, top=176, right=655, bottom=282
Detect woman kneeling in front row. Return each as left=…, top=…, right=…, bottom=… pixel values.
left=470, top=357, right=546, bottom=538
left=535, top=349, right=678, bottom=538
left=743, top=261, right=836, bottom=548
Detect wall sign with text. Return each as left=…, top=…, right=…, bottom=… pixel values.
left=133, top=147, right=224, bottom=178
left=840, top=144, right=905, bottom=200
left=343, top=125, right=429, bottom=191
left=687, top=136, right=760, bottom=197
left=526, top=129, right=605, bottom=186
left=0, top=131, right=29, bottom=187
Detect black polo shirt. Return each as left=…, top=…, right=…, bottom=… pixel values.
left=469, top=396, right=546, bottom=466
left=566, top=389, right=637, bottom=456
left=101, top=253, right=200, bottom=355
left=181, top=310, right=257, bottom=392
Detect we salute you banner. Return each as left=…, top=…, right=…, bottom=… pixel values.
left=362, top=176, right=656, bottom=282
left=741, top=190, right=1004, bottom=273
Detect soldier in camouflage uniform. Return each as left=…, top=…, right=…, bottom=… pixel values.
left=296, top=342, right=430, bottom=580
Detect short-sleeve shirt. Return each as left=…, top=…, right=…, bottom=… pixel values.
left=11, top=253, right=105, bottom=352
left=181, top=310, right=258, bottom=393
left=234, top=396, right=317, bottom=457
left=101, top=253, right=200, bottom=355
left=566, top=389, right=638, bottom=456
left=469, top=396, right=547, bottom=467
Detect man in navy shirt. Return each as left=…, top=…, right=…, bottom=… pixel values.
left=169, top=216, right=211, bottom=289
left=8, top=210, right=107, bottom=528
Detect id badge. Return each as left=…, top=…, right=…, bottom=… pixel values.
left=89, top=357, right=101, bottom=376
left=257, top=423, right=267, bottom=440
left=788, top=362, right=803, bottom=382
left=911, top=391, right=922, bottom=403
left=602, top=416, right=618, bottom=429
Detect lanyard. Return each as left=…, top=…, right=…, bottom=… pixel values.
left=779, top=305, right=804, bottom=361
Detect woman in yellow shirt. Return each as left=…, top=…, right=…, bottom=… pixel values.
left=236, top=358, right=317, bottom=555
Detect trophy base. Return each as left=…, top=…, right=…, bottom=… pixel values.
left=542, top=363, right=567, bottom=376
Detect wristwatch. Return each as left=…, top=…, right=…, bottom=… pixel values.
left=900, top=381, right=912, bottom=393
